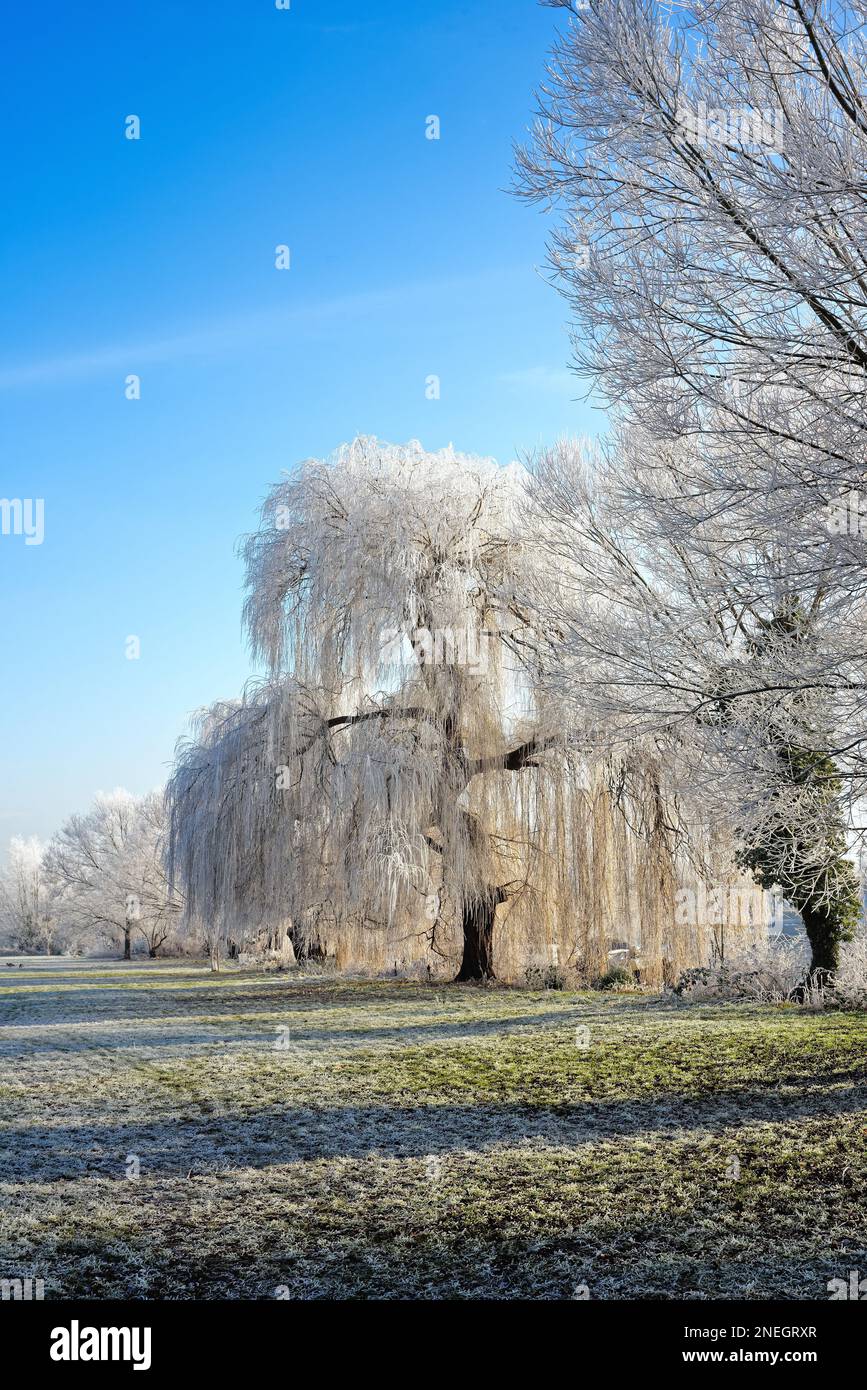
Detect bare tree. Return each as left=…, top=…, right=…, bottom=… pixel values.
left=0, top=837, right=56, bottom=954
left=511, top=0, right=867, bottom=975
left=515, top=0, right=867, bottom=533
left=528, top=431, right=864, bottom=975
left=46, top=790, right=183, bottom=959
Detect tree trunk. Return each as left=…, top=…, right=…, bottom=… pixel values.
left=123, top=921, right=131, bottom=960
left=798, top=900, right=843, bottom=978
left=782, top=841, right=860, bottom=982
left=455, top=890, right=503, bottom=981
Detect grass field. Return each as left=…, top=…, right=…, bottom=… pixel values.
left=1, top=957, right=865, bottom=1300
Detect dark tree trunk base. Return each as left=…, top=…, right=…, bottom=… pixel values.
left=800, top=906, right=841, bottom=975
left=789, top=901, right=846, bottom=998
left=289, top=932, right=326, bottom=963
left=455, top=891, right=503, bottom=982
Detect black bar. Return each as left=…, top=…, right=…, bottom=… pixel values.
left=4, top=1298, right=861, bottom=1375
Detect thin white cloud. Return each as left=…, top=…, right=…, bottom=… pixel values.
left=0, top=267, right=521, bottom=391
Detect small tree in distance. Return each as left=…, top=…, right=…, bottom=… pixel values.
left=46, top=790, right=183, bottom=959
left=0, top=837, right=56, bottom=954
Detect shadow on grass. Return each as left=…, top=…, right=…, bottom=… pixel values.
left=4, top=1080, right=865, bottom=1182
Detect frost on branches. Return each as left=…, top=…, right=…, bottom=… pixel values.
left=515, top=0, right=867, bottom=977
left=167, top=437, right=740, bottom=983
left=46, top=790, right=184, bottom=958
left=528, top=431, right=864, bottom=977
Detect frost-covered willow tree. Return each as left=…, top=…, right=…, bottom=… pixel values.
left=168, top=438, right=574, bottom=982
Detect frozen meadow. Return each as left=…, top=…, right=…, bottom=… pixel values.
left=1, top=957, right=865, bottom=1300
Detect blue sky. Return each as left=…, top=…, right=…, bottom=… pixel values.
left=0, top=0, right=603, bottom=846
